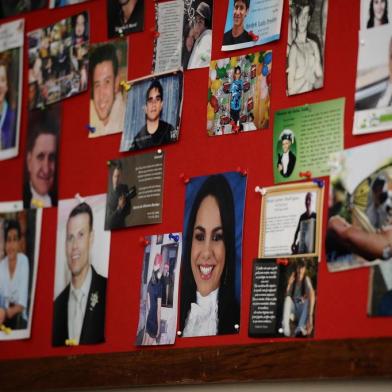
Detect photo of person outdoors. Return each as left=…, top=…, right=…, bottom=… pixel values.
left=53, top=195, right=110, bottom=346
left=23, top=105, right=60, bottom=209
left=182, top=1, right=213, bottom=70
left=89, top=39, right=128, bottom=138
left=120, top=71, right=183, bottom=152
left=0, top=20, right=24, bottom=161
left=286, top=0, right=326, bottom=96
left=0, top=206, right=41, bottom=341
left=27, top=12, right=89, bottom=109
left=222, top=0, right=253, bottom=47
left=0, top=0, right=47, bottom=19
left=135, top=233, right=181, bottom=346
left=105, top=160, right=136, bottom=230
left=179, top=172, right=246, bottom=337
left=367, top=0, right=389, bottom=28
left=107, top=0, right=144, bottom=38
left=280, top=258, right=317, bottom=337
left=277, top=129, right=297, bottom=178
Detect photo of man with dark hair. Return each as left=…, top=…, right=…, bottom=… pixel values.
left=107, top=0, right=144, bottom=38
left=223, top=0, right=253, bottom=46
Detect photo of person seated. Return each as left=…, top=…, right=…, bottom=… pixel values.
left=23, top=107, right=59, bottom=209
left=131, top=79, right=174, bottom=150
left=223, top=0, right=253, bottom=46
left=52, top=202, right=107, bottom=346
left=105, top=161, right=136, bottom=230
left=277, top=129, right=296, bottom=178
left=292, top=192, right=317, bottom=254
left=281, top=258, right=316, bottom=337
left=89, top=43, right=126, bottom=137
left=107, top=0, right=144, bottom=38
left=0, top=220, right=29, bottom=330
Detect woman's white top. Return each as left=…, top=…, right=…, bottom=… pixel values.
left=183, top=288, right=219, bottom=337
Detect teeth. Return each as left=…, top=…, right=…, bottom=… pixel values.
left=199, top=265, right=213, bottom=276
left=72, top=254, right=80, bottom=260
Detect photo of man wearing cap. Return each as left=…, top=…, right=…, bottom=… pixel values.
left=183, top=1, right=213, bottom=70
left=277, top=129, right=296, bottom=178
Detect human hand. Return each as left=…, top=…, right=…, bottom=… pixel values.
left=278, top=164, right=283, bottom=171
left=118, top=195, right=126, bottom=210
left=328, top=215, right=351, bottom=237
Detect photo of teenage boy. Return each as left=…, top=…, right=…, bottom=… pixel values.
left=277, top=129, right=296, bottom=178
left=132, top=79, right=174, bottom=150
left=89, top=42, right=126, bottom=137
left=53, top=202, right=107, bottom=346
left=23, top=106, right=60, bottom=209
left=107, top=0, right=144, bottom=38
left=223, top=0, right=253, bottom=46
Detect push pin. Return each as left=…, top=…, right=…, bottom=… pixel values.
left=276, top=258, right=289, bottom=266
left=236, top=166, right=248, bottom=176
left=169, top=233, right=179, bottom=242
left=149, top=27, right=160, bottom=39
left=75, top=193, right=85, bottom=203
left=230, top=121, right=240, bottom=134
left=120, top=80, right=131, bottom=92
left=299, top=171, right=312, bottom=179
left=255, top=186, right=266, bottom=196
left=234, top=324, right=240, bottom=331
left=85, top=124, right=96, bottom=133
left=312, top=178, right=324, bottom=188
left=31, top=198, right=44, bottom=208
left=139, top=236, right=150, bottom=247
left=118, top=28, right=124, bottom=37
left=179, top=173, right=190, bottom=185
left=177, top=330, right=182, bottom=336
left=65, top=339, right=78, bottom=346
left=0, top=324, right=12, bottom=334
left=248, top=31, right=259, bottom=41
left=157, top=148, right=162, bottom=155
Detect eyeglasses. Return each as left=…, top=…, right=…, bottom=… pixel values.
left=147, top=95, right=162, bottom=104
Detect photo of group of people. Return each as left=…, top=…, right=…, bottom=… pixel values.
left=0, top=20, right=24, bottom=162
left=120, top=71, right=183, bottom=152
left=53, top=194, right=110, bottom=346
left=286, top=0, right=327, bottom=96
left=27, top=12, right=89, bottom=109
left=0, top=202, right=42, bottom=341
left=89, top=39, right=128, bottom=138
left=136, top=233, right=181, bottom=346
left=207, top=51, right=271, bottom=136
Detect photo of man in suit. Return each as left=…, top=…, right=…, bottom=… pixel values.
left=52, top=202, right=107, bottom=346
left=277, top=128, right=296, bottom=178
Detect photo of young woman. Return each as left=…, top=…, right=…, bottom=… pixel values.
left=179, top=173, right=246, bottom=337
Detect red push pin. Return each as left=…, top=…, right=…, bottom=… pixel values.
left=149, top=27, right=160, bottom=38
left=179, top=172, right=190, bottom=184
left=139, top=237, right=150, bottom=247
left=236, top=166, right=248, bottom=176
left=299, top=171, right=312, bottom=179
left=248, top=31, right=259, bottom=41
left=230, top=121, right=240, bottom=134
left=276, top=258, right=289, bottom=266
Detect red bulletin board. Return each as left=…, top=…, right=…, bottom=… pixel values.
left=1, top=0, right=392, bottom=390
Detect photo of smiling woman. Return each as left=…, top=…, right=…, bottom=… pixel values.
left=367, top=0, right=389, bottom=28
left=179, top=172, right=246, bottom=337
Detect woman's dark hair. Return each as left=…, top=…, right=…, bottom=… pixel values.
left=4, top=219, right=21, bottom=243
left=179, top=174, right=239, bottom=335
left=367, top=0, right=389, bottom=28
left=294, top=0, right=314, bottom=17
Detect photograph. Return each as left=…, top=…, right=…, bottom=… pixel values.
left=89, top=38, right=128, bottom=138
left=207, top=51, right=271, bottom=136
left=360, top=0, right=391, bottom=30
left=182, top=0, right=213, bottom=70
left=27, top=12, right=89, bottom=109
left=326, top=138, right=392, bottom=272
left=23, top=104, right=61, bottom=209
left=135, top=233, right=182, bottom=346
left=259, top=182, right=323, bottom=259
left=354, top=24, right=392, bottom=134
left=120, top=71, right=183, bottom=152
left=286, top=0, right=327, bottom=96
left=179, top=172, right=246, bottom=337
left=273, top=98, right=344, bottom=184
left=0, top=202, right=42, bottom=341
left=49, top=0, right=90, bottom=8
left=221, top=0, right=284, bottom=51
left=368, top=261, right=392, bottom=316
left=0, top=20, right=24, bottom=162
left=52, top=194, right=110, bottom=346
left=0, top=1, right=47, bottom=19
left=249, top=257, right=318, bottom=338
left=107, top=0, right=144, bottom=38
left=105, top=151, right=164, bottom=230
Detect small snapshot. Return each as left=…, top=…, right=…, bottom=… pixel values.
left=135, top=233, right=182, bottom=346
left=360, top=0, right=390, bottom=30
left=107, top=0, right=144, bottom=38
left=207, top=51, right=271, bottom=136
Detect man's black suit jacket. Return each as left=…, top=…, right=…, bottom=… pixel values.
left=277, top=150, right=296, bottom=178
left=52, top=266, right=107, bottom=346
